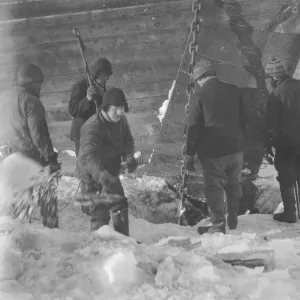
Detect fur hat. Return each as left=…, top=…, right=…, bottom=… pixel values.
left=90, top=58, right=113, bottom=78
left=265, top=56, right=288, bottom=78
left=101, top=87, right=129, bottom=112
left=191, top=59, right=215, bottom=81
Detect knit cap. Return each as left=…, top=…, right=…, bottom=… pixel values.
left=101, top=87, right=129, bottom=112
left=191, top=59, right=215, bottom=81
left=265, top=56, right=288, bottom=78
left=17, top=63, right=44, bottom=84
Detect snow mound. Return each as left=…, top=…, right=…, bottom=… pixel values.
left=1, top=151, right=300, bottom=299
left=0, top=216, right=298, bottom=299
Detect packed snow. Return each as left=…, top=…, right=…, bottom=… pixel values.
left=157, top=80, right=176, bottom=123
left=0, top=155, right=300, bottom=299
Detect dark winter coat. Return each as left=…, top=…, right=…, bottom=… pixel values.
left=0, top=86, right=56, bottom=165
left=77, top=111, right=135, bottom=184
left=186, top=78, right=246, bottom=158
left=68, top=79, right=105, bottom=142
left=266, top=76, right=300, bottom=152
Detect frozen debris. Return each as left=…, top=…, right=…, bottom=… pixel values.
left=2, top=151, right=300, bottom=298
left=155, top=256, right=177, bottom=289
left=158, top=99, right=170, bottom=123
left=0, top=153, right=49, bottom=217
left=254, top=178, right=281, bottom=214
left=134, top=151, right=141, bottom=160
left=0, top=247, right=23, bottom=281
left=273, top=202, right=283, bottom=214
left=155, top=236, right=193, bottom=248
left=216, top=242, right=275, bottom=271
left=193, top=263, right=220, bottom=282
left=218, top=241, right=251, bottom=254
left=102, top=250, right=137, bottom=285
left=92, top=225, right=129, bottom=242
left=61, top=150, right=76, bottom=158
left=157, top=80, right=176, bottom=123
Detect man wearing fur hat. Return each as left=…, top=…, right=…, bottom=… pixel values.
left=264, top=56, right=300, bottom=223
left=76, top=87, right=136, bottom=235
left=68, top=57, right=114, bottom=157
left=184, top=59, right=247, bottom=234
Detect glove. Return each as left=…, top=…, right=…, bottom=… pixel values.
left=49, top=162, right=62, bottom=174
left=121, top=155, right=138, bottom=174
left=264, top=145, right=274, bottom=165
left=98, top=170, right=118, bottom=192
left=48, top=151, right=58, bottom=163
left=183, top=155, right=196, bottom=172
left=87, top=86, right=100, bottom=101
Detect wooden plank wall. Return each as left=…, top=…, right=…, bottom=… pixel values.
left=152, top=0, right=300, bottom=162
left=0, top=0, right=193, bottom=159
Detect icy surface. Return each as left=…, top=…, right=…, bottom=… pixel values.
left=0, top=154, right=300, bottom=299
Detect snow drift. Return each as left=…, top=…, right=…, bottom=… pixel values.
left=0, top=153, right=299, bottom=299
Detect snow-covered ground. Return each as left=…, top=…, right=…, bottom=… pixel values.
left=0, top=154, right=300, bottom=299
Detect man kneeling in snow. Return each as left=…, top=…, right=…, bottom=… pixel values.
left=76, top=87, right=137, bottom=235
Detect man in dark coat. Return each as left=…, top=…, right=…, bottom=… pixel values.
left=264, top=56, right=300, bottom=223
left=77, top=87, right=137, bottom=235
left=0, top=63, right=59, bottom=169
left=0, top=63, right=60, bottom=228
left=184, top=59, right=246, bottom=234
left=68, top=57, right=114, bottom=157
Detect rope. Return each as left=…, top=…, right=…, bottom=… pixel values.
left=149, top=28, right=193, bottom=163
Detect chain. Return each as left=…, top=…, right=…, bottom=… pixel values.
left=178, top=0, right=201, bottom=225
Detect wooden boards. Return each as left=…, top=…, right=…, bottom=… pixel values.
left=0, top=0, right=193, bottom=160
left=1, top=0, right=299, bottom=163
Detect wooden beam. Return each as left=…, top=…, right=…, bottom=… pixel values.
left=0, top=1, right=191, bottom=48
left=0, top=0, right=190, bottom=20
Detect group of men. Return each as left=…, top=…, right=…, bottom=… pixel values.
left=184, top=56, right=300, bottom=234
left=0, top=58, right=137, bottom=237
left=0, top=54, right=299, bottom=237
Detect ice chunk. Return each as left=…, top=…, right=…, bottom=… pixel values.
left=155, top=236, right=192, bottom=248
left=218, top=242, right=251, bottom=255
left=193, top=264, right=220, bottom=282
left=157, top=80, right=176, bottom=123
left=62, top=150, right=76, bottom=158
left=0, top=247, right=23, bottom=281
left=268, top=239, right=297, bottom=268
left=155, top=256, right=177, bottom=289
left=102, top=250, right=137, bottom=285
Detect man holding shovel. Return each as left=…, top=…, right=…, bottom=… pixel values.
left=76, top=87, right=137, bottom=236
left=264, top=56, right=300, bottom=223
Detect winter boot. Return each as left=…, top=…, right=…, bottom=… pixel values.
left=227, top=212, right=238, bottom=230
left=198, top=211, right=226, bottom=234
left=112, top=208, right=129, bottom=237
left=273, top=186, right=297, bottom=223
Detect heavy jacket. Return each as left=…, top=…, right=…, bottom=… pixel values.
left=77, top=111, right=135, bottom=184
left=0, top=86, right=56, bottom=164
left=266, top=76, right=300, bottom=152
left=186, top=78, right=246, bottom=158
left=68, top=79, right=105, bottom=142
